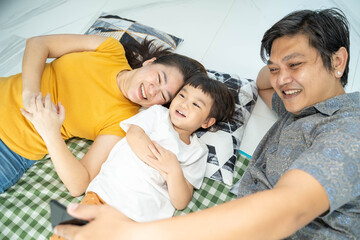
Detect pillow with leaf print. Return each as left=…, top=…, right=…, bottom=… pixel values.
left=84, top=13, right=183, bottom=50
left=194, top=69, right=258, bottom=186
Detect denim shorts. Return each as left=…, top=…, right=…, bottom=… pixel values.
left=0, top=139, right=36, bottom=193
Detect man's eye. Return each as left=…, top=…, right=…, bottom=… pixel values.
left=290, top=62, right=301, bottom=68
left=269, top=67, right=278, bottom=73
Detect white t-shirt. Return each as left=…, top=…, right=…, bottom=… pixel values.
left=87, top=105, right=208, bottom=222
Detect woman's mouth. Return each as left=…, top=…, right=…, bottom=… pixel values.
left=140, top=83, right=147, bottom=100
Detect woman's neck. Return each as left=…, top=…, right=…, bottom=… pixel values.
left=116, top=70, right=131, bottom=98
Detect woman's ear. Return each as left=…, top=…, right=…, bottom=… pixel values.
left=142, top=57, right=157, bottom=66
left=201, top=117, right=216, bottom=129
left=332, top=47, right=348, bottom=78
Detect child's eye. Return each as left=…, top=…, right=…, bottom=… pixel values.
left=179, top=93, right=184, bottom=98
left=193, top=102, right=200, bottom=108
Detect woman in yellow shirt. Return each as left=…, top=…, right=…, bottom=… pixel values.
left=0, top=34, right=205, bottom=194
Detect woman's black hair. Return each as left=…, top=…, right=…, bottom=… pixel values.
left=260, top=8, right=350, bottom=87
left=123, top=38, right=206, bottom=84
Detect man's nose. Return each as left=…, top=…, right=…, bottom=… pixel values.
left=277, top=69, right=292, bottom=86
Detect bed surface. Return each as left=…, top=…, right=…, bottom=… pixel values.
left=0, top=1, right=359, bottom=239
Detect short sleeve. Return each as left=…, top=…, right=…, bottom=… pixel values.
left=120, top=105, right=162, bottom=134
left=181, top=139, right=208, bottom=189
left=95, top=37, right=125, bottom=55
left=289, top=124, right=360, bottom=214
left=272, top=92, right=287, bottom=116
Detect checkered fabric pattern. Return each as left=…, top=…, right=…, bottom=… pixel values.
left=0, top=138, right=250, bottom=239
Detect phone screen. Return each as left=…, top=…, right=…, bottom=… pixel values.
left=50, top=200, right=88, bottom=228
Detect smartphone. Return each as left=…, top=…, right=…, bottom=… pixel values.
left=49, top=199, right=89, bottom=228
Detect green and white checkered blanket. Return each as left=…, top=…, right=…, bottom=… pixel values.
left=0, top=138, right=249, bottom=240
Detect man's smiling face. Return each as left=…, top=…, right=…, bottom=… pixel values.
left=267, top=34, right=344, bottom=114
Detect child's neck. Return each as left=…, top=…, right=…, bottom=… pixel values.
left=173, top=127, right=191, bottom=145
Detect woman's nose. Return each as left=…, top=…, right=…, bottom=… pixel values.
left=147, top=84, right=160, bottom=97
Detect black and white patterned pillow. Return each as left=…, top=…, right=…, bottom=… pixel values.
left=195, top=70, right=258, bottom=185
left=85, top=14, right=183, bottom=50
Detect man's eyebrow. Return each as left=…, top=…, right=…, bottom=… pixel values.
left=267, top=53, right=305, bottom=65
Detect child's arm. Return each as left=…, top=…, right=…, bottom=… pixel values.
left=126, top=124, right=161, bottom=171
left=147, top=142, right=193, bottom=210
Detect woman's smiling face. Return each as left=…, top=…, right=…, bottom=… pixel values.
left=267, top=34, right=344, bottom=114
left=124, top=59, right=184, bottom=108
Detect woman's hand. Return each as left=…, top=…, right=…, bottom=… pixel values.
left=20, top=93, right=65, bottom=143
left=22, top=90, right=41, bottom=113
left=147, top=142, right=182, bottom=181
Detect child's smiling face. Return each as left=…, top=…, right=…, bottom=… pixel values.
left=169, top=84, right=215, bottom=136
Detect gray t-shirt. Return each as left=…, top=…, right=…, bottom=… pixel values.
left=238, top=92, right=360, bottom=239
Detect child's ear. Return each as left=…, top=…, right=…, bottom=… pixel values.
left=201, top=117, right=216, bottom=129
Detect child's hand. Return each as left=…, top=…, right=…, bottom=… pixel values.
left=20, top=93, right=65, bottom=143
left=147, top=141, right=182, bottom=181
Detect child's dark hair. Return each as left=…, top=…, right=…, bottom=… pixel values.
left=186, top=74, right=235, bottom=124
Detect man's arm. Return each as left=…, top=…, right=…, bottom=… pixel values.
left=55, top=168, right=330, bottom=240
left=256, top=66, right=275, bottom=109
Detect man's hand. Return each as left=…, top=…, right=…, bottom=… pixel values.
left=54, top=204, right=135, bottom=240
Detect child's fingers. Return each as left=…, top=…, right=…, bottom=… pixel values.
left=148, top=143, right=161, bottom=159
left=152, top=141, right=166, bottom=155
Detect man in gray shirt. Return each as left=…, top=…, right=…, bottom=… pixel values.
left=55, top=8, right=360, bottom=240
left=251, top=8, right=360, bottom=239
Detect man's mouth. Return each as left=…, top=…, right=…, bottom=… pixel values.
left=141, top=83, right=147, bottom=100
left=283, top=89, right=301, bottom=96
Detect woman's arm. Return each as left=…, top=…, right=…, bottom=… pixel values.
left=256, top=66, right=275, bottom=109
left=22, top=34, right=107, bottom=111
left=21, top=94, right=121, bottom=196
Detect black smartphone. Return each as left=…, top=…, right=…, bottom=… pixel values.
left=49, top=199, right=89, bottom=228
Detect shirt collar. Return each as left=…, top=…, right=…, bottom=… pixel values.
left=293, top=92, right=360, bottom=118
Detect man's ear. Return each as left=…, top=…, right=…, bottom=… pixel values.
left=142, top=57, right=157, bottom=66
left=201, top=117, right=216, bottom=129
left=332, top=47, right=348, bottom=78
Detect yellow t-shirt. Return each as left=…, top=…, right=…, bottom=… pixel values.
left=0, top=37, right=140, bottom=160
